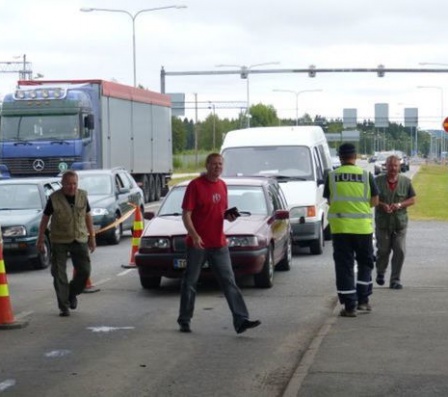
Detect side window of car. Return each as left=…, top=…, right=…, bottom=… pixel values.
left=267, top=185, right=281, bottom=211
left=119, top=171, right=134, bottom=190
left=273, top=183, right=288, bottom=209
left=115, top=175, right=125, bottom=192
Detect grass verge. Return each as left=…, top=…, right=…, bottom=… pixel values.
left=409, top=165, right=448, bottom=221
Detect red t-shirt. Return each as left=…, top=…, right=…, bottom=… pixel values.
left=182, top=176, right=228, bottom=248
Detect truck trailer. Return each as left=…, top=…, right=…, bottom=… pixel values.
left=0, top=79, right=172, bottom=202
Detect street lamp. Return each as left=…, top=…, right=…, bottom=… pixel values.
left=80, top=5, right=187, bottom=87
left=216, top=62, right=280, bottom=128
left=273, top=89, right=322, bottom=126
left=208, top=101, right=216, bottom=150
left=417, top=85, right=445, bottom=158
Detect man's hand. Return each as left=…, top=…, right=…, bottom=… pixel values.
left=88, top=236, right=96, bottom=253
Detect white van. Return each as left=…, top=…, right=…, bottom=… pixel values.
left=220, top=126, right=333, bottom=255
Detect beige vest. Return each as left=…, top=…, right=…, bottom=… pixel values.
left=50, top=189, right=89, bottom=243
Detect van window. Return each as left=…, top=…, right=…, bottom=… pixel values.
left=222, top=146, right=314, bottom=180
left=318, top=144, right=331, bottom=170
left=313, top=147, right=324, bottom=181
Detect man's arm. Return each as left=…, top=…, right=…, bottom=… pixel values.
left=85, top=212, right=96, bottom=252
left=182, top=210, right=204, bottom=248
left=36, top=214, right=50, bottom=253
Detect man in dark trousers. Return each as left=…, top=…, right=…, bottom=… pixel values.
left=177, top=153, right=261, bottom=334
left=375, top=154, right=416, bottom=289
left=324, top=143, right=379, bottom=317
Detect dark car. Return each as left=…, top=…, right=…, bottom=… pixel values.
left=135, top=177, right=292, bottom=289
left=76, top=168, right=144, bottom=245
left=0, top=177, right=61, bottom=269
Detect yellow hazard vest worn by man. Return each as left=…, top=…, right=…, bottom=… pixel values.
left=37, top=170, right=96, bottom=317
left=323, top=143, right=379, bottom=318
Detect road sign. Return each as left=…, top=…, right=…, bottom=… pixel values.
left=443, top=117, right=448, bottom=132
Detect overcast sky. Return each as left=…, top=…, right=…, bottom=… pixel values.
left=2, top=0, right=448, bottom=129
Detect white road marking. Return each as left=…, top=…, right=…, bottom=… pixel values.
left=45, top=350, right=72, bottom=358
left=0, top=379, right=16, bottom=392
left=87, top=326, right=135, bottom=333
left=117, top=269, right=135, bottom=277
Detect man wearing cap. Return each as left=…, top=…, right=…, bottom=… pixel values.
left=324, top=143, right=379, bottom=317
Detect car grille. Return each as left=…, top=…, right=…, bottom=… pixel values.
left=3, top=157, right=82, bottom=176
left=172, top=236, right=186, bottom=252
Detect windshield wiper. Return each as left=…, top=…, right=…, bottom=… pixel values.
left=11, top=138, right=32, bottom=146
left=47, top=137, right=70, bottom=145
left=159, top=212, right=182, bottom=217
left=274, top=175, right=308, bottom=181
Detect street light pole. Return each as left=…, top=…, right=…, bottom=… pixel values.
left=273, top=89, right=323, bottom=126
left=208, top=102, right=216, bottom=149
left=216, top=62, right=279, bottom=128
left=80, top=5, right=186, bottom=87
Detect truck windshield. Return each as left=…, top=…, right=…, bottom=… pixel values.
left=222, top=146, right=314, bottom=180
left=0, top=115, right=80, bottom=141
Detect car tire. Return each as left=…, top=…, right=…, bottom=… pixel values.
left=33, top=235, right=51, bottom=269
left=140, top=276, right=161, bottom=289
left=107, top=214, right=122, bottom=245
left=309, top=224, right=324, bottom=255
left=276, top=234, right=292, bottom=271
left=254, top=246, right=274, bottom=288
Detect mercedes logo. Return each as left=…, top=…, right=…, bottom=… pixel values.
left=33, top=159, right=45, bottom=172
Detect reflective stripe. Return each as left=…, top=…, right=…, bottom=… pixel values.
left=328, top=213, right=372, bottom=219
left=131, top=237, right=141, bottom=246
left=0, top=284, right=9, bottom=297
left=337, top=289, right=357, bottom=295
left=356, top=280, right=373, bottom=286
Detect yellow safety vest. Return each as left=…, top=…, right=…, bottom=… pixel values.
left=328, top=165, right=373, bottom=234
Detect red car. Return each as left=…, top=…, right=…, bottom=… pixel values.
left=135, top=177, right=291, bottom=289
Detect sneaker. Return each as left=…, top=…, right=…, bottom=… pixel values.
left=339, top=308, right=357, bottom=317
left=178, top=322, right=191, bottom=333
left=376, top=274, right=385, bottom=286
left=69, top=295, right=78, bottom=310
left=357, top=303, right=372, bottom=312
left=236, top=319, right=261, bottom=334
left=390, top=282, right=403, bottom=290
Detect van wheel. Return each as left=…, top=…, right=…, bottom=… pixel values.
left=254, top=246, right=274, bottom=288
left=324, top=224, right=332, bottom=241
left=310, top=225, right=324, bottom=255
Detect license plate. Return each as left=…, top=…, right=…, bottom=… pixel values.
left=173, top=259, right=209, bottom=269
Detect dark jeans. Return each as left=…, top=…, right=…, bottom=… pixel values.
left=178, top=246, right=249, bottom=331
left=332, top=233, right=374, bottom=309
left=51, top=241, right=91, bottom=311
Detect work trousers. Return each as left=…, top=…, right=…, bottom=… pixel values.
left=332, top=233, right=374, bottom=310
left=178, top=246, right=249, bottom=331
left=375, top=227, right=407, bottom=284
left=51, top=241, right=91, bottom=312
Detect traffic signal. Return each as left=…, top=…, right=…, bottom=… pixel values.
left=308, top=65, right=316, bottom=78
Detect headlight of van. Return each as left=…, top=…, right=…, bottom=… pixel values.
left=289, top=206, right=317, bottom=219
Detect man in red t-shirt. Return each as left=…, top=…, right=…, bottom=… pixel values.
left=177, top=153, right=261, bottom=334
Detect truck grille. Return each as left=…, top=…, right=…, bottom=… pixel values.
left=3, top=157, right=82, bottom=176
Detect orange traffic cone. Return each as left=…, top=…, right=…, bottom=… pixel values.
left=122, top=206, right=144, bottom=269
left=72, top=268, right=100, bottom=294
left=0, top=244, right=28, bottom=330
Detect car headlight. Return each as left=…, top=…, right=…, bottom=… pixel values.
left=2, top=226, right=27, bottom=237
left=139, top=237, right=171, bottom=250
left=91, top=208, right=110, bottom=216
left=227, top=236, right=260, bottom=248
left=289, top=206, right=316, bottom=219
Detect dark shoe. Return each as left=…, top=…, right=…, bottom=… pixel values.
left=236, top=319, right=261, bottom=334
left=357, top=303, right=372, bottom=312
left=340, top=308, right=357, bottom=317
left=59, top=309, right=70, bottom=317
left=376, top=274, right=385, bottom=286
left=69, top=295, right=78, bottom=310
left=390, top=282, right=403, bottom=290
left=179, top=323, right=191, bottom=333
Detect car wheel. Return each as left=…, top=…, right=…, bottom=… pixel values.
left=254, top=245, right=274, bottom=288
left=324, top=223, right=332, bottom=241
left=276, top=234, right=292, bottom=271
left=33, top=235, right=51, bottom=269
left=107, top=214, right=122, bottom=245
left=140, top=276, right=161, bottom=289
left=309, top=224, right=324, bottom=255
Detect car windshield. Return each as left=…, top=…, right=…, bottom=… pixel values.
left=158, top=184, right=268, bottom=216
left=78, top=175, right=112, bottom=195
left=222, top=146, right=314, bottom=180
left=0, top=184, right=42, bottom=209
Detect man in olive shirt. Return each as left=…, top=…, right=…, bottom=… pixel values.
left=37, top=170, right=96, bottom=317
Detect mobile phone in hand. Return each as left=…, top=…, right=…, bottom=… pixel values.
left=224, top=207, right=241, bottom=218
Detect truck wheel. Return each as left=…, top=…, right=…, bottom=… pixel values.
left=146, top=175, right=155, bottom=202
left=33, top=236, right=51, bottom=269
left=254, top=246, right=274, bottom=288
left=154, top=175, right=162, bottom=201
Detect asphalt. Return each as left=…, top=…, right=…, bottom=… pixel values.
left=284, top=220, right=448, bottom=397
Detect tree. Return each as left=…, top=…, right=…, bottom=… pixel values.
left=172, top=117, right=186, bottom=154
left=249, top=103, right=279, bottom=127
